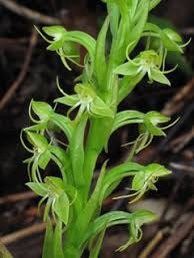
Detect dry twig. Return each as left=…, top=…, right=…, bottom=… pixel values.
left=139, top=229, right=169, bottom=258
left=181, top=27, right=194, bottom=35
left=169, top=127, right=194, bottom=153
left=0, top=28, right=38, bottom=110
left=0, top=191, right=36, bottom=205
left=0, top=223, right=46, bottom=245
left=150, top=213, right=194, bottom=258
left=162, top=78, right=194, bottom=116
left=170, top=162, right=194, bottom=174
left=0, top=0, right=60, bottom=24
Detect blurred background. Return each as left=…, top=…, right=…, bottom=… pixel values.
left=0, top=0, right=194, bottom=257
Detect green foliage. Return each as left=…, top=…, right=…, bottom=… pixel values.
left=22, top=1, right=187, bottom=257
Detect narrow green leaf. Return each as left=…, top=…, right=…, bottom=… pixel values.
left=112, top=0, right=128, bottom=18
left=53, top=222, right=64, bottom=258
left=94, top=16, right=109, bottom=88
left=128, top=0, right=139, bottom=18
left=89, top=228, right=106, bottom=258
left=69, top=114, right=87, bottom=187
left=107, top=2, right=119, bottom=37
left=42, top=220, right=54, bottom=258
left=130, top=0, right=149, bottom=43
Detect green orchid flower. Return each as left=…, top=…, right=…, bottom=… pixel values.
left=55, top=82, right=114, bottom=119
left=134, top=111, right=171, bottom=152
left=141, top=111, right=171, bottom=136
left=113, top=163, right=170, bottom=204
left=117, top=210, right=156, bottom=252
left=35, top=25, right=80, bottom=70
left=130, top=163, right=171, bottom=201
left=161, top=28, right=191, bottom=53
left=114, top=50, right=170, bottom=85
left=143, top=23, right=190, bottom=53
left=34, top=25, right=66, bottom=51
left=27, top=177, right=69, bottom=225
left=122, top=111, right=171, bottom=153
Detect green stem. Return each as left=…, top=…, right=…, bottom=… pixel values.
left=83, top=118, right=113, bottom=199
left=63, top=244, right=82, bottom=258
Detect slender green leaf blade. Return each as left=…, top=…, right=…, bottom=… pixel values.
left=42, top=220, right=54, bottom=258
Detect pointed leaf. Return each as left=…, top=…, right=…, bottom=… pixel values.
left=89, top=228, right=106, bottom=258
left=107, top=2, right=119, bottom=37
left=94, top=16, right=109, bottom=88
left=69, top=114, right=87, bottom=187
left=53, top=222, right=64, bottom=258
left=42, top=220, right=54, bottom=258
